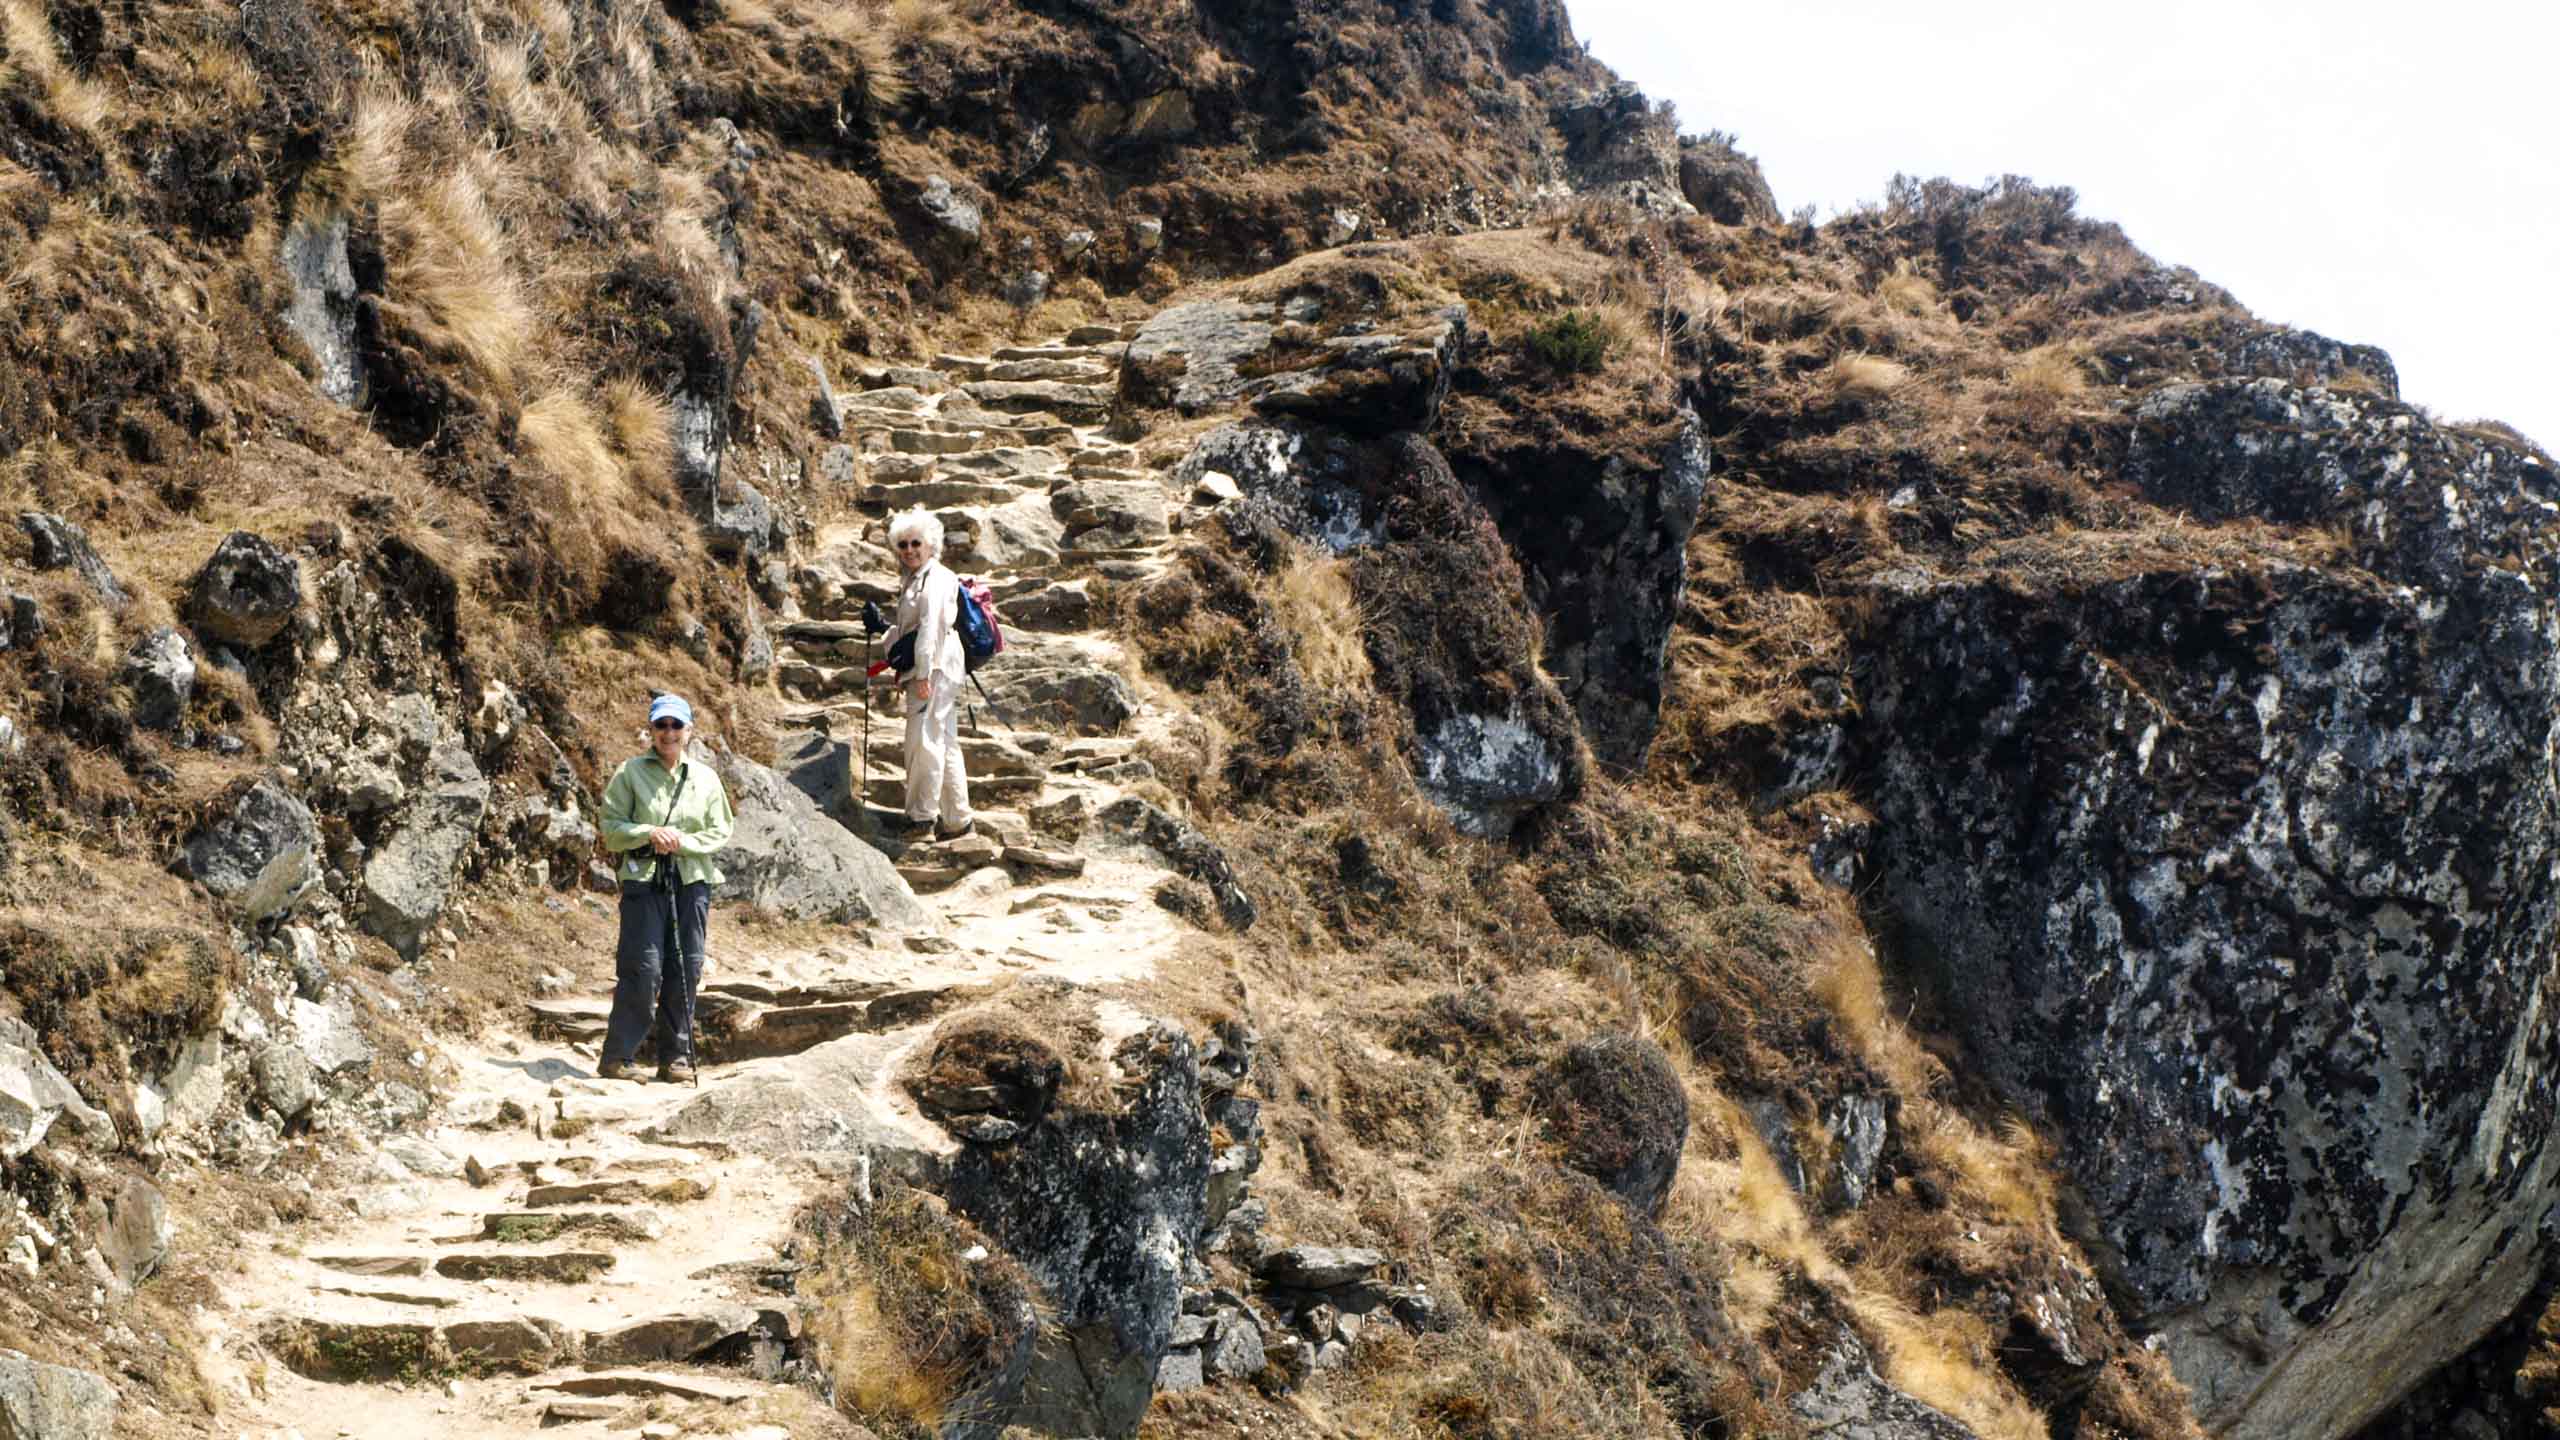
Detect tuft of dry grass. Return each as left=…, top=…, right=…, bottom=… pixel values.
left=518, top=387, right=624, bottom=503
left=886, top=0, right=954, bottom=45
left=1, top=0, right=113, bottom=138
left=603, top=377, right=676, bottom=490
left=1268, top=554, right=1372, bottom=690
left=377, top=163, right=536, bottom=391
left=1820, top=351, right=1910, bottom=405
left=2005, top=340, right=2093, bottom=409
left=1875, top=260, right=1939, bottom=316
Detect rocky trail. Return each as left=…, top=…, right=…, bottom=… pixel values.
left=197, top=329, right=1214, bottom=1438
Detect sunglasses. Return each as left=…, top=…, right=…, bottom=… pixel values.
left=651, top=718, right=687, bottom=731
left=895, top=540, right=925, bottom=550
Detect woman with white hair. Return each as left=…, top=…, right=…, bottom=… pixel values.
left=878, top=508, right=973, bottom=838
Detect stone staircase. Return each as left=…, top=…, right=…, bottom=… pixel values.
left=772, top=325, right=1219, bottom=898
left=200, top=325, right=1215, bottom=1438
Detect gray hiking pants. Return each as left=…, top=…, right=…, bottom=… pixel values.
left=605, top=877, right=711, bottom=1068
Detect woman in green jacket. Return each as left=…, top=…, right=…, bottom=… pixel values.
left=597, top=693, right=735, bottom=1083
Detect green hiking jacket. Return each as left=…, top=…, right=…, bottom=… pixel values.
left=600, top=753, right=735, bottom=887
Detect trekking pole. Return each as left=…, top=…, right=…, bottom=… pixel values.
left=969, top=672, right=1012, bottom=732
left=861, top=600, right=887, bottom=821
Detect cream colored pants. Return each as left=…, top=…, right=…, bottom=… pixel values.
left=903, top=675, right=972, bottom=828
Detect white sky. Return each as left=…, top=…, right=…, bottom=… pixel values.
left=1567, top=0, right=2560, bottom=452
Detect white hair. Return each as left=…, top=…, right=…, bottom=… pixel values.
left=886, top=508, right=943, bottom=558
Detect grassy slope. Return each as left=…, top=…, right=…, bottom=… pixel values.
left=0, top=0, right=2549, bottom=1435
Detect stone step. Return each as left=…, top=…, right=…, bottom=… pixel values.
left=864, top=478, right=1024, bottom=510
left=264, top=1301, right=769, bottom=1382
left=992, top=343, right=1116, bottom=362
left=959, top=380, right=1113, bottom=423
left=533, top=1368, right=765, bottom=1403
left=885, top=428, right=987, bottom=455
left=1066, top=324, right=1134, bottom=345
left=1000, top=580, right=1095, bottom=632
left=941, top=446, right=1067, bottom=481
left=861, top=772, right=1044, bottom=809
left=985, top=357, right=1115, bottom=383
left=430, top=1250, right=617, bottom=1283
left=932, top=353, right=995, bottom=380
left=857, top=365, right=949, bottom=393
left=455, top=1210, right=669, bottom=1246
left=840, top=385, right=934, bottom=414
left=524, top=1176, right=715, bottom=1208
left=1068, top=447, right=1143, bottom=474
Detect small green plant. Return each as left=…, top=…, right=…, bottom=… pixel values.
left=1524, top=310, right=1617, bottom=375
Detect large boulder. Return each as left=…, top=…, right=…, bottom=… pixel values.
left=119, top=628, right=196, bottom=730
left=182, top=778, right=320, bottom=922
left=360, top=744, right=491, bottom=960
left=188, top=532, right=302, bottom=648
left=0, top=1017, right=116, bottom=1158
left=1677, top=135, right=1781, bottom=227
left=932, top=1014, right=1210, bottom=1439
left=702, top=750, right=928, bottom=928
left=0, top=1352, right=117, bottom=1440
left=17, top=512, right=126, bottom=608
left=1858, top=382, right=2560, bottom=1440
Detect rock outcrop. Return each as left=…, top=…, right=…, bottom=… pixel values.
left=703, top=750, right=928, bottom=928
left=181, top=777, right=321, bottom=922
left=1859, top=383, right=2560, bottom=1440
left=928, top=1014, right=1212, bottom=1438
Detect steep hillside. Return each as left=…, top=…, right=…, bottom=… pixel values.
left=0, top=1, right=2553, bottom=1438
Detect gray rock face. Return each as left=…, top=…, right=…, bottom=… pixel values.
left=0, top=1351, right=117, bottom=1440
left=707, top=478, right=784, bottom=563
left=1120, top=299, right=1277, bottom=416
left=280, top=212, right=364, bottom=406
left=1097, top=799, right=1254, bottom=932
left=18, top=512, right=126, bottom=607
left=182, top=778, right=320, bottom=922
left=1790, top=1331, right=1979, bottom=1439
left=1677, top=135, right=1781, bottom=227
left=1174, top=422, right=1380, bottom=553
left=1552, top=81, right=1680, bottom=195
left=1464, top=414, right=1709, bottom=772
left=1824, top=1094, right=1890, bottom=1211
left=100, top=1176, right=170, bottom=1286
left=1859, top=382, right=2560, bottom=1440
left=939, top=1024, right=1211, bottom=1439
left=915, top=175, right=983, bottom=248
left=189, top=531, right=303, bottom=648
left=702, top=750, right=928, bottom=928
left=360, top=749, right=491, bottom=960
left=976, top=658, right=1138, bottom=736
left=0, top=1017, right=115, bottom=1158
left=1122, top=296, right=1467, bottom=434
left=253, top=1042, right=316, bottom=1120
left=120, top=628, right=196, bottom=730
left=1412, top=706, right=1569, bottom=840
left=2227, top=327, right=2398, bottom=397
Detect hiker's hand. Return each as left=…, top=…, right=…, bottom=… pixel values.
left=650, top=826, right=681, bottom=854
left=909, top=677, right=932, bottom=703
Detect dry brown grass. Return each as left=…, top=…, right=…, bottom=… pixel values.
left=1268, top=554, right=1372, bottom=690
left=603, top=377, right=676, bottom=489
left=1, top=0, right=113, bottom=137
left=1820, top=351, right=1910, bottom=405
left=1847, top=1288, right=2051, bottom=1440
left=377, top=163, right=536, bottom=392
left=1876, top=260, right=1939, bottom=316
left=2005, top=339, right=2093, bottom=409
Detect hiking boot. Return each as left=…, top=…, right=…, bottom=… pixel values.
left=597, top=1058, right=639, bottom=1082
left=933, top=818, right=976, bottom=842
left=659, top=1058, right=698, bottom=1085
left=876, top=812, right=932, bottom=837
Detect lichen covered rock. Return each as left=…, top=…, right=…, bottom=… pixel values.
left=1859, top=383, right=2560, bottom=1440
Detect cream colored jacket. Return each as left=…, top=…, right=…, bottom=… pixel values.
left=886, top=559, right=967, bottom=685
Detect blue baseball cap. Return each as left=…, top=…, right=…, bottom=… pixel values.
left=648, top=693, right=693, bottom=728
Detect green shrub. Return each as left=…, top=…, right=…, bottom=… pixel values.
left=1523, top=310, right=1616, bottom=374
